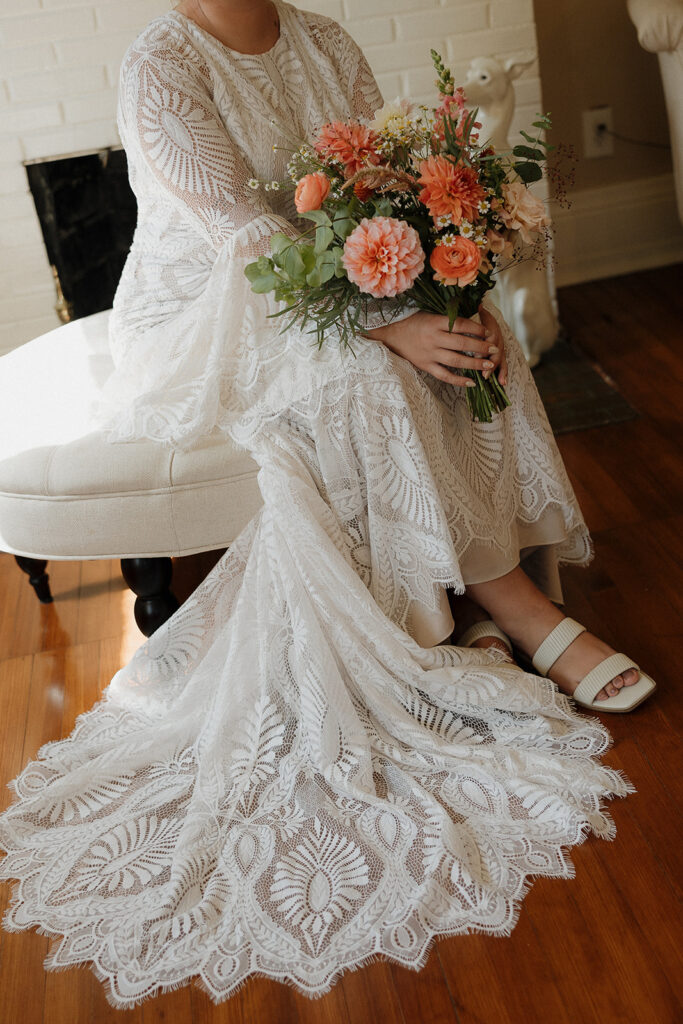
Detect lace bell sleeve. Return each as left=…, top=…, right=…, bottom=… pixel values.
left=118, top=42, right=298, bottom=258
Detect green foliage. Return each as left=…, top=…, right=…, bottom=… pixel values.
left=372, top=197, right=393, bottom=217
left=513, top=161, right=543, bottom=183
left=431, top=49, right=455, bottom=96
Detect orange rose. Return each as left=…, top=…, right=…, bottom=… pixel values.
left=294, top=172, right=330, bottom=213
left=430, top=237, right=482, bottom=286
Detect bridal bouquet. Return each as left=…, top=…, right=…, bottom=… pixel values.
left=245, top=50, right=553, bottom=422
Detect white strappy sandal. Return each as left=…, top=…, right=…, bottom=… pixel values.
left=457, top=620, right=520, bottom=666
left=531, top=616, right=657, bottom=713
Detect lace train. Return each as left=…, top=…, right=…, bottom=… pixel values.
left=0, top=359, right=633, bottom=1008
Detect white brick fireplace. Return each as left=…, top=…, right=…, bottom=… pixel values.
left=0, top=0, right=542, bottom=357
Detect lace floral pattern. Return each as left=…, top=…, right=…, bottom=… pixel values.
left=1, top=0, right=632, bottom=1010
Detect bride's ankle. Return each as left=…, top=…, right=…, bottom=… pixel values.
left=489, top=604, right=565, bottom=657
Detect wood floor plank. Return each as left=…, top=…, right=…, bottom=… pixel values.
left=590, top=755, right=683, bottom=992
left=75, top=557, right=128, bottom=646
left=0, top=927, right=47, bottom=1024
left=338, top=959, right=405, bottom=1024
left=437, top=906, right=574, bottom=1024
left=562, top=840, right=680, bottom=1023
left=0, top=656, right=34, bottom=938
left=192, top=972, right=351, bottom=1024
left=435, top=933, right=517, bottom=1024
left=141, top=984, right=195, bottom=1023
left=389, top=950, right=459, bottom=1024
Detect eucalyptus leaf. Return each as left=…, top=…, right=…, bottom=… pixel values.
left=270, top=233, right=293, bottom=256
left=249, top=272, right=279, bottom=293
left=513, top=144, right=545, bottom=161
left=298, top=208, right=332, bottom=227
left=299, top=245, right=316, bottom=274
left=318, top=261, right=335, bottom=284
left=283, top=244, right=306, bottom=281
left=513, top=161, right=543, bottom=183
left=333, top=216, right=357, bottom=240
left=314, top=225, right=334, bottom=254
left=244, top=259, right=274, bottom=283
left=372, top=198, right=393, bottom=217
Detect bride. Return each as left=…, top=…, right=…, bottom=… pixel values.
left=0, top=0, right=657, bottom=1008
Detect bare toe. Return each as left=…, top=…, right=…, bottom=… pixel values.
left=622, top=667, right=640, bottom=686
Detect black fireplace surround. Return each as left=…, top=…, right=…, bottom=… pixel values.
left=26, top=147, right=137, bottom=319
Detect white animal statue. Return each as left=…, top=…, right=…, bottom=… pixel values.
left=463, top=56, right=559, bottom=367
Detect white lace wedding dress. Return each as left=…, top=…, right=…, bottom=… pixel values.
left=0, top=1, right=634, bottom=1008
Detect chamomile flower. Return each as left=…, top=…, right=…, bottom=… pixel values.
left=247, top=178, right=260, bottom=190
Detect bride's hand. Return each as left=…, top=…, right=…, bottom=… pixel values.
left=364, top=309, right=502, bottom=388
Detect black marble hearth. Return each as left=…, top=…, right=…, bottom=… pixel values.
left=25, top=147, right=137, bottom=319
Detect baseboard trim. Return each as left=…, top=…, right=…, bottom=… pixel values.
left=552, top=173, right=683, bottom=287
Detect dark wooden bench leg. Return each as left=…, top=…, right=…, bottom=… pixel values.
left=121, top=557, right=179, bottom=637
left=15, top=556, right=53, bottom=603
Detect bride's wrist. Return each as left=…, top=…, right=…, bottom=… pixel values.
left=363, top=321, right=410, bottom=358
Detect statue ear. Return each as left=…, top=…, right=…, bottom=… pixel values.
left=504, top=56, right=536, bottom=80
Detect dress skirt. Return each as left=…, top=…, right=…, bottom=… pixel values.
left=0, top=301, right=634, bottom=1009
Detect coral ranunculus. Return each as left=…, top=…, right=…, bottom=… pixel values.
left=343, top=217, right=425, bottom=298
left=294, top=172, right=330, bottom=213
left=416, top=155, right=486, bottom=225
left=430, top=237, right=482, bottom=287
left=314, top=120, right=380, bottom=177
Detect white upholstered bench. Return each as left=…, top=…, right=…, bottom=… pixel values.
left=0, top=310, right=262, bottom=634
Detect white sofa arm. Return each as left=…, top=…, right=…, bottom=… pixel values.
left=627, top=0, right=683, bottom=223
left=627, top=0, right=683, bottom=53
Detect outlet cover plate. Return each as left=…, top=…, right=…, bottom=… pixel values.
left=582, top=106, right=614, bottom=159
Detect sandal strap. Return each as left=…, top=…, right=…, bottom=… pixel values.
left=457, top=621, right=512, bottom=652
left=532, top=617, right=586, bottom=676
left=573, top=653, right=639, bottom=707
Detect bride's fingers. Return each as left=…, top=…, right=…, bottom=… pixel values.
left=438, top=348, right=495, bottom=372
left=498, top=347, right=509, bottom=387
left=428, top=363, right=476, bottom=388
left=451, top=316, right=488, bottom=339
left=438, top=332, right=495, bottom=358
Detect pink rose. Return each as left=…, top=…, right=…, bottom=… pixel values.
left=294, top=172, right=331, bottom=213
left=499, top=182, right=550, bottom=244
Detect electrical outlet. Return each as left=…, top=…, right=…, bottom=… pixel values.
left=582, top=106, right=614, bottom=159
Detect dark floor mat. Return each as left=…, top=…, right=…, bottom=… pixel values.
left=532, top=334, right=639, bottom=435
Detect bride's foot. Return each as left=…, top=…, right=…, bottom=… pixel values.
left=531, top=626, right=640, bottom=702
left=466, top=568, right=640, bottom=702
left=448, top=594, right=516, bottom=660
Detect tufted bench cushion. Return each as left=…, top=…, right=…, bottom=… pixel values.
left=0, top=311, right=262, bottom=560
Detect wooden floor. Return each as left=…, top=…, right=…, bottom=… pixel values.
left=1, top=265, right=682, bottom=1023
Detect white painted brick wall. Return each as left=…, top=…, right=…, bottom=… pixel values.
left=0, top=0, right=541, bottom=356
